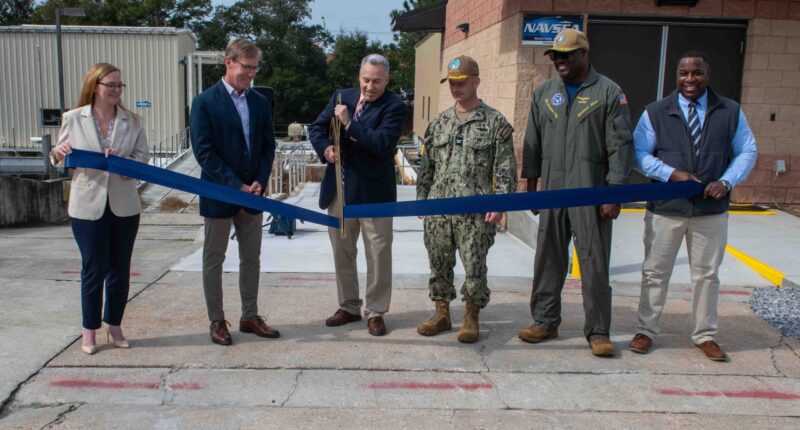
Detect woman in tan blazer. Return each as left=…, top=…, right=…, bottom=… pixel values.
left=50, top=63, right=149, bottom=355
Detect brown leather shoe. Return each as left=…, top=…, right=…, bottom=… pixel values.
left=518, top=324, right=558, bottom=344
left=367, top=316, right=386, bottom=336
left=590, top=337, right=615, bottom=357
left=325, top=309, right=362, bottom=327
left=210, top=320, right=232, bottom=346
left=240, top=315, right=280, bottom=338
left=695, top=340, right=728, bottom=362
left=628, top=333, right=652, bottom=354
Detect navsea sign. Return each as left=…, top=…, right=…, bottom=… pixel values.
left=522, top=14, right=584, bottom=46
left=135, top=100, right=152, bottom=109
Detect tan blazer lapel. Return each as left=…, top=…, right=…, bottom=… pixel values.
left=111, top=108, right=130, bottom=154
left=79, top=105, right=103, bottom=152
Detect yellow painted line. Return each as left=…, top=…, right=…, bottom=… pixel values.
left=571, top=247, right=581, bottom=279
left=621, top=208, right=775, bottom=215
left=726, top=245, right=784, bottom=286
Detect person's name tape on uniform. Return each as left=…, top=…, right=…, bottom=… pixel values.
left=66, top=149, right=704, bottom=228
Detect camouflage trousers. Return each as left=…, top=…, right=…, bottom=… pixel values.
left=423, top=213, right=496, bottom=308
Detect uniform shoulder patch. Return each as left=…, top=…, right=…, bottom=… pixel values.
left=619, top=93, right=628, bottom=105
left=499, top=123, right=514, bottom=141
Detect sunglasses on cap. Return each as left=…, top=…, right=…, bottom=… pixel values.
left=548, top=51, right=577, bottom=61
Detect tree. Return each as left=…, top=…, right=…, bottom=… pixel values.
left=326, top=31, right=385, bottom=91
left=193, top=0, right=332, bottom=125
left=385, top=0, right=440, bottom=93
left=0, top=0, right=35, bottom=25
left=29, top=0, right=211, bottom=27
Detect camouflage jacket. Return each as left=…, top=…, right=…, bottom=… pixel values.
left=418, top=102, right=516, bottom=200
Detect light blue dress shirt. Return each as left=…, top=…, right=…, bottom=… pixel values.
left=634, top=91, right=757, bottom=187
left=221, top=78, right=251, bottom=153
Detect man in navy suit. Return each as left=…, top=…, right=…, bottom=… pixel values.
left=190, top=38, right=279, bottom=346
left=309, top=54, right=407, bottom=336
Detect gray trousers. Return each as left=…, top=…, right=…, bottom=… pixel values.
left=530, top=206, right=613, bottom=341
left=202, top=210, right=263, bottom=322
left=327, top=194, right=393, bottom=318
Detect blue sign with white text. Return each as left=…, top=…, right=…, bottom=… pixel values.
left=135, top=100, right=152, bottom=109
left=522, top=14, right=584, bottom=46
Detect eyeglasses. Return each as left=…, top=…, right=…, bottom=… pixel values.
left=233, top=58, right=261, bottom=73
left=548, top=51, right=575, bottom=61
left=97, top=82, right=126, bottom=90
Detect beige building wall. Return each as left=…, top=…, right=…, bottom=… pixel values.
left=738, top=18, right=800, bottom=204
left=0, top=26, right=196, bottom=150
left=413, top=32, right=442, bottom=138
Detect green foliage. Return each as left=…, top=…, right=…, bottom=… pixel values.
left=21, top=0, right=431, bottom=125
left=0, top=0, right=35, bottom=26
left=327, top=31, right=385, bottom=91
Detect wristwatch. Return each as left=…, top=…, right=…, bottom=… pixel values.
left=720, top=180, right=732, bottom=192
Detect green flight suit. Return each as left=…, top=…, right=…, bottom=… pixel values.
left=521, top=67, right=634, bottom=341
left=418, top=102, right=516, bottom=307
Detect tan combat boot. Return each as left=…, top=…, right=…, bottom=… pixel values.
left=457, top=302, right=480, bottom=343
left=417, top=300, right=452, bottom=336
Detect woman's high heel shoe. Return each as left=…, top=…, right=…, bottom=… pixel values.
left=106, top=326, right=130, bottom=348
left=81, top=329, right=97, bottom=355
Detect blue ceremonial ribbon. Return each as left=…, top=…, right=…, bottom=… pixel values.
left=65, top=149, right=340, bottom=228
left=66, top=148, right=704, bottom=226
left=345, top=181, right=705, bottom=219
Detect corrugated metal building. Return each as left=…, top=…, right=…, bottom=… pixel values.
left=0, top=25, right=197, bottom=151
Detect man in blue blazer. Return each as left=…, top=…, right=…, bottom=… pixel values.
left=309, top=54, right=407, bottom=336
left=190, top=39, right=279, bottom=346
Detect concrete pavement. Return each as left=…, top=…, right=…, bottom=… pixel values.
left=0, top=154, right=799, bottom=429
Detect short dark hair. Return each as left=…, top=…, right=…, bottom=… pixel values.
left=678, top=50, right=711, bottom=72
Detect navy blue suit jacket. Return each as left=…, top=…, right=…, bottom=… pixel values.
left=309, top=88, right=406, bottom=210
left=190, top=80, right=276, bottom=218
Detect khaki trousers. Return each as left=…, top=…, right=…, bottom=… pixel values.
left=202, top=210, right=263, bottom=322
left=636, top=211, right=728, bottom=344
left=328, top=195, right=393, bottom=318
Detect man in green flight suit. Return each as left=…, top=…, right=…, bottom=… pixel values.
left=517, top=29, right=634, bottom=356
left=416, top=55, right=517, bottom=343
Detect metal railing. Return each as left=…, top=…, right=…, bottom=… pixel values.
left=268, top=140, right=316, bottom=196
left=148, top=128, right=189, bottom=169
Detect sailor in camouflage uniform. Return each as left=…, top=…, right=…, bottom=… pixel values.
left=416, top=56, right=517, bottom=343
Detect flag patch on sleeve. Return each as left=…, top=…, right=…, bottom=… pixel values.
left=619, top=94, right=628, bottom=105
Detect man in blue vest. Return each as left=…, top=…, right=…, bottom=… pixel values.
left=628, top=51, right=757, bottom=361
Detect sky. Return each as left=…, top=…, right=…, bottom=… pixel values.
left=212, top=0, right=406, bottom=45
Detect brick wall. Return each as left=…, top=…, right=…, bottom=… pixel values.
left=439, top=0, right=800, bottom=201
left=736, top=18, right=800, bottom=204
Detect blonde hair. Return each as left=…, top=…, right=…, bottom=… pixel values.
left=76, top=63, right=134, bottom=118
left=224, top=38, right=262, bottom=61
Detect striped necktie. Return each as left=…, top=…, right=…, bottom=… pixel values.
left=688, top=102, right=701, bottom=156
left=353, top=99, right=369, bottom=123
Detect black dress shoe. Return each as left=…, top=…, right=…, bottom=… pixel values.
left=325, top=309, right=362, bottom=327
left=368, top=316, right=386, bottom=336
left=210, top=320, right=232, bottom=345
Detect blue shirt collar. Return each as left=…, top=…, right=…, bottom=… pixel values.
left=221, top=78, right=248, bottom=97
left=678, top=90, right=707, bottom=109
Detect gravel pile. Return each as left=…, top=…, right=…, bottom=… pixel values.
left=750, top=286, right=800, bottom=340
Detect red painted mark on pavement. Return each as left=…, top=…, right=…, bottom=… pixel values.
left=564, top=280, right=581, bottom=290
left=279, top=276, right=336, bottom=282
left=366, top=382, right=493, bottom=390
left=49, top=379, right=202, bottom=390
left=680, top=288, right=750, bottom=296
left=657, top=388, right=800, bottom=400
left=59, top=270, right=140, bottom=277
